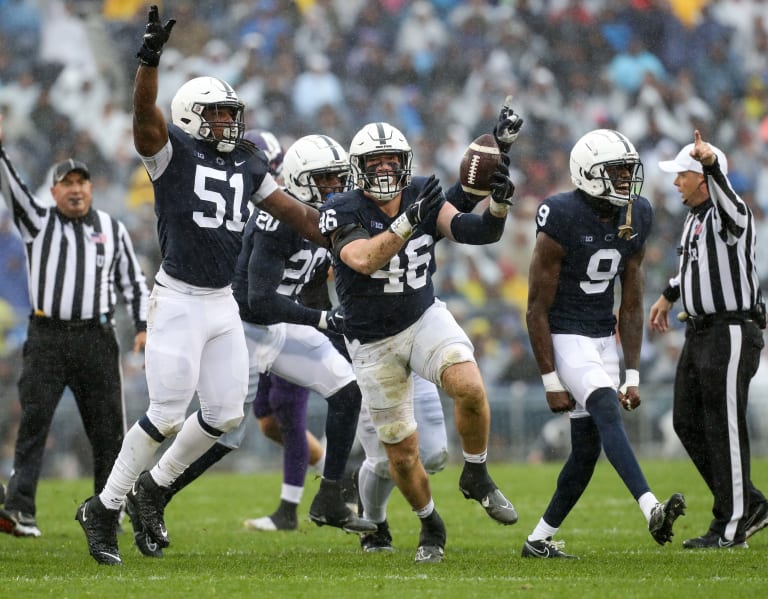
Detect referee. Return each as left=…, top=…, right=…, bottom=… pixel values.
left=649, top=130, right=767, bottom=549
left=0, top=118, right=149, bottom=537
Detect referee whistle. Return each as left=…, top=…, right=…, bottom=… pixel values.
left=677, top=311, right=688, bottom=322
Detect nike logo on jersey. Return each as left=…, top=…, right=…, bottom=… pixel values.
left=235, top=159, right=246, bottom=166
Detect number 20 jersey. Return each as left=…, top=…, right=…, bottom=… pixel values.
left=319, top=176, right=441, bottom=344
left=537, top=189, right=653, bottom=337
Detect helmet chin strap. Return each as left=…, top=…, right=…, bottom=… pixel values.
left=617, top=197, right=634, bottom=240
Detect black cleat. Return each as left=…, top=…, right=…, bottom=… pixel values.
left=648, top=492, right=686, bottom=545
left=75, top=496, right=122, bottom=565
left=683, top=532, right=747, bottom=549
left=243, top=501, right=298, bottom=531
left=415, top=510, right=446, bottom=564
left=309, top=479, right=377, bottom=533
left=125, top=495, right=163, bottom=557
left=521, top=537, right=578, bottom=559
left=745, top=501, right=768, bottom=540
left=458, top=465, right=518, bottom=525
left=360, top=520, right=394, bottom=553
left=126, top=471, right=170, bottom=548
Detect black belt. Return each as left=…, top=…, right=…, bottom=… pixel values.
left=30, top=313, right=111, bottom=329
left=686, top=311, right=753, bottom=332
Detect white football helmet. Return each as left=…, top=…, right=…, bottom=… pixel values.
left=171, top=77, right=245, bottom=153
left=348, top=122, right=412, bottom=202
left=283, top=134, right=350, bottom=207
left=569, top=129, right=644, bottom=206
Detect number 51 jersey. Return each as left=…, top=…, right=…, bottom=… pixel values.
left=536, top=189, right=653, bottom=337
left=319, top=176, right=441, bottom=344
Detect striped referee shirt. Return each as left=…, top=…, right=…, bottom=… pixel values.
left=668, top=160, right=761, bottom=316
left=0, top=148, right=149, bottom=327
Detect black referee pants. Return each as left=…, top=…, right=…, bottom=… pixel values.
left=4, top=317, right=124, bottom=516
left=672, top=319, right=766, bottom=541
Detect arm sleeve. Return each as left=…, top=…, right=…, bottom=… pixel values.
left=705, top=158, right=749, bottom=241
left=246, top=233, right=323, bottom=326
left=449, top=207, right=505, bottom=244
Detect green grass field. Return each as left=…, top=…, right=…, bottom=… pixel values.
left=2, top=459, right=767, bottom=598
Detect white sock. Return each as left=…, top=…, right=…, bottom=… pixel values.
left=358, top=462, right=395, bottom=523
left=281, top=483, right=304, bottom=505
left=462, top=450, right=487, bottom=464
left=99, top=422, right=161, bottom=511
left=150, top=412, right=219, bottom=488
left=638, top=491, right=659, bottom=522
left=415, top=498, right=435, bottom=518
left=529, top=517, right=559, bottom=542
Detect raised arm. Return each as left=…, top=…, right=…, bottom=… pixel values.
left=133, top=5, right=175, bottom=156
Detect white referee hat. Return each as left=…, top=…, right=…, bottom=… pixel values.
left=658, top=143, right=728, bottom=175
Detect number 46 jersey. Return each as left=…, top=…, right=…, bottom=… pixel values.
left=319, top=176, right=441, bottom=344
left=536, top=189, right=653, bottom=338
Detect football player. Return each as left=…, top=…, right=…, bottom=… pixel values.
left=318, top=112, right=521, bottom=564
left=75, top=5, right=328, bottom=566
left=522, top=129, right=686, bottom=559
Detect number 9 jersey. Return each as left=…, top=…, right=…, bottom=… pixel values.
left=319, top=176, right=441, bottom=344
left=535, top=189, right=653, bottom=337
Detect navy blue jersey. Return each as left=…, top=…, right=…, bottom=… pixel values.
left=233, top=207, right=330, bottom=325
left=152, top=124, right=270, bottom=288
left=319, top=176, right=441, bottom=343
left=536, top=189, right=653, bottom=337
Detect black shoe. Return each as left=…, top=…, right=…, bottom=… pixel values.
left=75, top=496, right=122, bottom=565
left=415, top=510, right=446, bottom=563
left=648, top=492, right=686, bottom=545
left=0, top=507, right=41, bottom=537
left=125, top=495, right=163, bottom=557
left=243, top=501, right=298, bottom=531
left=339, top=469, right=360, bottom=514
left=458, top=465, right=518, bottom=525
left=126, top=471, right=170, bottom=548
left=360, top=520, right=394, bottom=553
left=309, top=479, right=377, bottom=533
left=745, top=501, right=768, bottom=540
left=521, top=537, right=578, bottom=559
left=683, top=531, right=748, bottom=549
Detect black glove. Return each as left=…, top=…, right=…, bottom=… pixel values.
left=493, top=96, right=524, bottom=154
left=137, top=5, right=176, bottom=67
left=320, top=307, right=345, bottom=335
left=490, top=155, right=515, bottom=206
left=405, top=174, right=443, bottom=226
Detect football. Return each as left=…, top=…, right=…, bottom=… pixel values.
left=459, top=133, right=501, bottom=199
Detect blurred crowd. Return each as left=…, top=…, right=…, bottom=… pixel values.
left=2, top=0, right=768, bottom=475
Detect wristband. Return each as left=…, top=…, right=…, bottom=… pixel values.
left=624, top=369, right=639, bottom=388
left=389, top=213, right=413, bottom=240
left=489, top=199, right=509, bottom=217
left=662, top=284, right=680, bottom=303
left=541, top=371, right=565, bottom=393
